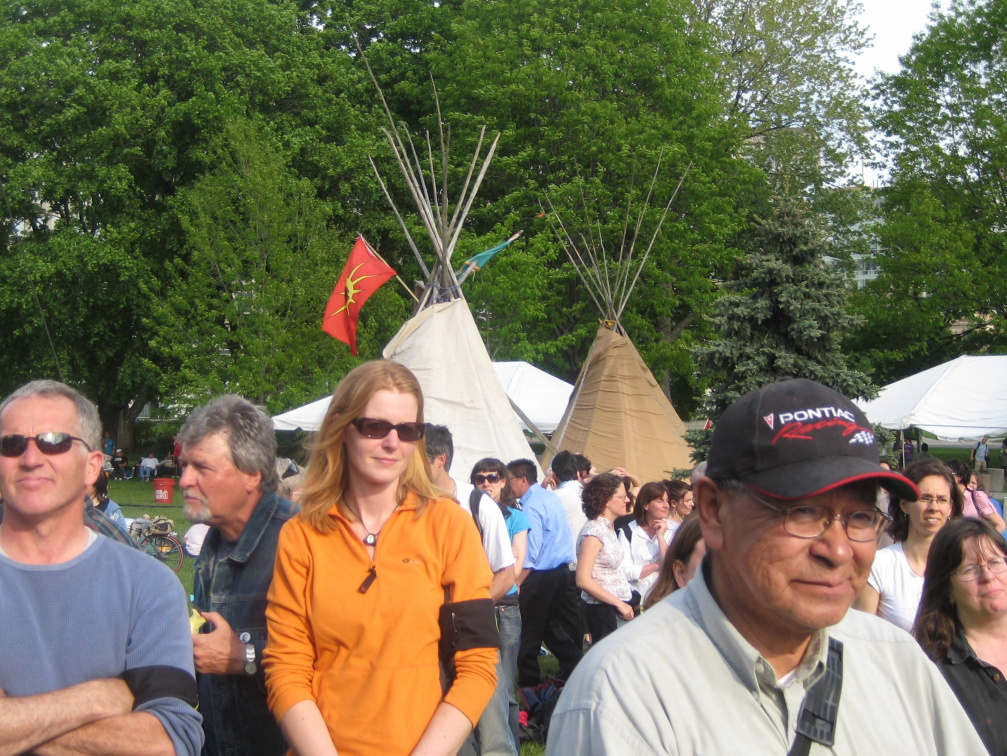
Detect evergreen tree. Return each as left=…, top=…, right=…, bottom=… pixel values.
left=689, top=198, right=873, bottom=460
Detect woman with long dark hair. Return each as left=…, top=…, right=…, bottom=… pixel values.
left=264, top=361, right=498, bottom=756
left=948, top=457, right=1007, bottom=532
left=617, top=481, right=673, bottom=602
left=576, top=473, right=635, bottom=643
left=643, top=516, right=706, bottom=611
left=915, top=518, right=1007, bottom=755
left=855, top=458, right=963, bottom=632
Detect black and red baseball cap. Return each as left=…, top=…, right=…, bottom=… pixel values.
left=705, top=378, right=918, bottom=502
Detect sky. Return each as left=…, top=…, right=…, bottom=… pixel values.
left=850, top=0, right=943, bottom=185
left=853, top=0, right=942, bottom=81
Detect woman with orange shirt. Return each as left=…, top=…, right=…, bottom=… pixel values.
left=264, top=361, right=498, bottom=756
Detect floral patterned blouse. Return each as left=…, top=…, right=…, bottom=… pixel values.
left=577, top=517, right=633, bottom=603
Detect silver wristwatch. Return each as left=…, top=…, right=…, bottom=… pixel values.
left=239, top=632, right=257, bottom=675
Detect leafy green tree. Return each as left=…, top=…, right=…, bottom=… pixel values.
left=0, top=0, right=368, bottom=442
left=420, top=0, right=755, bottom=412
left=690, top=198, right=873, bottom=458
left=155, top=119, right=408, bottom=413
left=690, top=0, right=871, bottom=193
left=851, top=0, right=1007, bottom=383
left=844, top=180, right=999, bottom=384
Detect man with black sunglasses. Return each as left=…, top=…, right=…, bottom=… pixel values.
left=0, top=380, right=202, bottom=756
left=547, top=378, right=984, bottom=755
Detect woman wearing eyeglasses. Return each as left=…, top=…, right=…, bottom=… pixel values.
left=854, top=458, right=963, bottom=632
left=915, top=518, right=1007, bottom=755
left=470, top=457, right=529, bottom=747
left=577, top=473, right=636, bottom=644
left=264, top=361, right=498, bottom=756
left=471, top=458, right=529, bottom=590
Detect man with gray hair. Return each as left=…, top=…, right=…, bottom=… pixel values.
left=0, top=380, right=202, bottom=756
left=180, top=395, right=295, bottom=756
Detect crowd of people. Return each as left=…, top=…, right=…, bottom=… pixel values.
left=1, top=366, right=1006, bottom=755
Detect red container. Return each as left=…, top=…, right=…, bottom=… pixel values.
left=153, top=478, right=176, bottom=504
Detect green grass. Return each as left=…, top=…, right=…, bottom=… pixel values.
left=107, top=477, right=195, bottom=599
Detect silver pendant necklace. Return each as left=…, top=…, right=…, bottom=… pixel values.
left=346, top=501, right=390, bottom=547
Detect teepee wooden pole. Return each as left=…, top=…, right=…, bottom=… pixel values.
left=615, top=161, right=692, bottom=323
left=445, top=126, right=487, bottom=248
left=445, top=131, right=499, bottom=262
left=368, top=154, right=430, bottom=279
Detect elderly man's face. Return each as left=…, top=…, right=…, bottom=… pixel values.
left=179, top=432, right=260, bottom=534
left=700, top=480, right=878, bottom=648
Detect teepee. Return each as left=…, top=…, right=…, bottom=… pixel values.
left=543, top=161, right=694, bottom=481
left=367, top=74, right=541, bottom=479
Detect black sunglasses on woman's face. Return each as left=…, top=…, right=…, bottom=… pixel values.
left=349, top=418, right=425, bottom=442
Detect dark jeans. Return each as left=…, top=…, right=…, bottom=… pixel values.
left=517, top=566, right=583, bottom=687
left=582, top=601, right=619, bottom=644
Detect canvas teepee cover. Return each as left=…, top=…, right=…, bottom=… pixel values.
left=548, top=325, right=692, bottom=482
left=383, top=299, right=540, bottom=479
left=542, top=158, right=693, bottom=480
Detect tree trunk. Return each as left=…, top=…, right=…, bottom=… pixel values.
left=106, top=385, right=150, bottom=455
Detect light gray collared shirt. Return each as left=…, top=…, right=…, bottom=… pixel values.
left=547, top=562, right=985, bottom=755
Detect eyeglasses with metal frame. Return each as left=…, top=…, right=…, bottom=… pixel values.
left=349, top=417, right=425, bottom=442
left=956, top=557, right=1007, bottom=582
left=743, top=487, right=890, bottom=542
left=0, top=432, right=93, bottom=458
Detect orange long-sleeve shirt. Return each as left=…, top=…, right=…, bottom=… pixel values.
left=264, top=493, right=497, bottom=755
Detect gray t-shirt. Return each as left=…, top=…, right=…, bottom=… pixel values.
left=0, top=535, right=203, bottom=755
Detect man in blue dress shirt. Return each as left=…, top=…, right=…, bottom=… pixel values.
left=507, top=459, right=583, bottom=686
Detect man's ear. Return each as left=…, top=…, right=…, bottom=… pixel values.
left=244, top=470, right=262, bottom=494
left=695, top=477, right=726, bottom=552
left=83, top=450, right=104, bottom=488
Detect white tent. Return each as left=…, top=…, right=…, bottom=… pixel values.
left=272, top=359, right=572, bottom=436
left=855, top=355, right=1007, bottom=440
left=272, top=396, right=332, bottom=432
left=492, top=361, right=573, bottom=434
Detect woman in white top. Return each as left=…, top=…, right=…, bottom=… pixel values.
left=855, top=458, right=963, bottom=632
left=576, top=473, right=635, bottom=644
left=618, top=482, right=674, bottom=602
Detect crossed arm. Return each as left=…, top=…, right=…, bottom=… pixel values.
left=0, top=678, right=174, bottom=756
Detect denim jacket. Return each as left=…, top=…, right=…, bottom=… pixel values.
left=193, top=491, right=296, bottom=756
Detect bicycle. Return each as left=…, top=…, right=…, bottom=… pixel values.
left=129, top=515, right=185, bottom=574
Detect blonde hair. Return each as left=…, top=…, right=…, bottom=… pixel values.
left=298, top=360, right=441, bottom=532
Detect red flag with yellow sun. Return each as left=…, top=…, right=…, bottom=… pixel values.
left=322, top=236, right=396, bottom=355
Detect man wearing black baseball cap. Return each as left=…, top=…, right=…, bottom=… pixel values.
left=547, top=378, right=982, bottom=755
